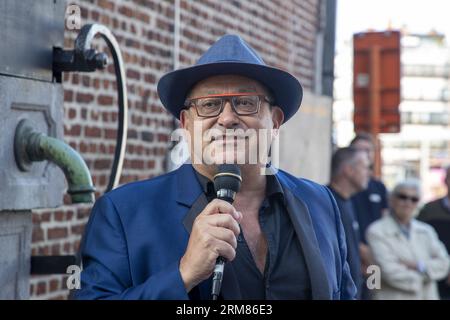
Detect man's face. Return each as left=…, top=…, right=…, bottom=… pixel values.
left=180, top=75, right=284, bottom=166
left=352, top=139, right=375, bottom=166
left=347, top=152, right=371, bottom=193
left=390, top=187, right=420, bottom=222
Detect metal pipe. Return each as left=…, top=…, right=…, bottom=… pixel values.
left=74, top=24, right=128, bottom=192
left=14, top=119, right=95, bottom=203
left=54, top=24, right=128, bottom=192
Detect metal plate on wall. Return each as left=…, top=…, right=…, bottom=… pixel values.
left=0, top=0, right=66, bottom=82
left=0, top=75, right=65, bottom=210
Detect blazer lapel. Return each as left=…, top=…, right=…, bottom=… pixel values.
left=281, top=184, right=332, bottom=299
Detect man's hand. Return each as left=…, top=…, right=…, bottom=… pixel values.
left=359, top=243, right=374, bottom=276
left=179, top=199, right=242, bottom=292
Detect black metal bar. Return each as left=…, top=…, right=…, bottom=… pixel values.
left=30, top=255, right=77, bottom=275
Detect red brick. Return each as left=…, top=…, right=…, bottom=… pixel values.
left=91, top=10, right=99, bottom=20
left=127, top=68, right=140, bottom=80
left=89, top=143, right=97, bottom=153
left=66, top=210, right=74, bottom=220
left=90, top=110, right=100, bottom=121
left=79, top=142, right=88, bottom=153
left=47, top=227, right=68, bottom=240
left=51, top=243, right=60, bottom=255
left=144, top=73, right=156, bottom=83
left=32, top=226, right=44, bottom=242
left=93, top=79, right=100, bottom=89
left=147, top=159, right=155, bottom=169
left=64, top=90, right=73, bottom=102
left=76, top=93, right=94, bottom=103
left=38, top=245, right=50, bottom=255
left=49, top=279, right=59, bottom=292
left=67, top=108, right=76, bottom=119
left=37, top=282, right=47, bottom=295
left=94, top=159, right=111, bottom=170
left=98, top=0, right=115, bottom=10
left=54, top=211, right=64, bottom=222
left=65, top=124, right=81, bottom=136
left=105, top=128, right=117, bottom=139
left=72, top=73, right=79, bottom=84
left=99, top=175, right=107, bottom=186
left=85, top=126, right=101, bottom=138
left=71, top=224, right=85, bottom=235
left=63, top=242, right=71, bottom=253
left=81, top=108, right=88, bottom=120
left=82, top=76, right=90, bottom=87
left=41, top=212, right=51, bottom=222
left=77, top=208, right=90, bottom=219
left=157, top=133, right=169, bottom=143
left=130, top=159, right=144, bottom=169
left=98, top=95, right=113, bottom=105
left=32, top=213, right=40, bottom=224
left=118, top=5, right=133, bottom=17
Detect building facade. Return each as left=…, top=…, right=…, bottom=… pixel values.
left=333, top=30, right=450, bottom=201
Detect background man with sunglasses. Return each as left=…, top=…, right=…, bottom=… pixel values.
left=74, top=35, right=356, bottom=300
left=366, top=181, right=449, bottom=300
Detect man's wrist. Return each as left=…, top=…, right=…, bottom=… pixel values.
left=179, top=258, right=195, bottom=293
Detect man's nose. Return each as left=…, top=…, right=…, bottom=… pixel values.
left=217, top=101, right=239, bottom=128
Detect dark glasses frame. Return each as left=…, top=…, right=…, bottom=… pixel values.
left=395, top=193, right=419, bottom=203
left=184, top=93, right=273, bottom=118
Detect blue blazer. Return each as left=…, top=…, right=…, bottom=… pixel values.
left=73, top=164, right=356, bottom=300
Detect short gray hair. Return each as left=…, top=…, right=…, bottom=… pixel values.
left=390, top=179, right=421, bottom=198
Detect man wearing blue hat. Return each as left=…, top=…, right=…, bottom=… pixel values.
left=74, top=35, right=356, bottom=300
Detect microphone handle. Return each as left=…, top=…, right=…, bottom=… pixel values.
left=211, top=190, right=235, bottom=300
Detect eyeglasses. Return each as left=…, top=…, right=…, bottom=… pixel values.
left=184, top=93, right=273, bottom=118
left=395, top=193, right=419, bottom=203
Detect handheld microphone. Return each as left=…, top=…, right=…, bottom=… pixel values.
left=211, top=164, right=242, bottom=300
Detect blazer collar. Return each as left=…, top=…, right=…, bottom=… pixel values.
left=280, top=182, right=332, bottom=299
left=176, top=163, right=204, bottom=207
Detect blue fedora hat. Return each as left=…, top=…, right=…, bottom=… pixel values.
left=157, top=34, right=303, bottom=122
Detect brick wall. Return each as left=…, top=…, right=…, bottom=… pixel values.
left=30, top=0, right=323, bottom=299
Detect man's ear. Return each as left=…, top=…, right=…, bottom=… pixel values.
left=271, top=106, right=284, bottom=130
left=179, top=109, right=190, bottom=130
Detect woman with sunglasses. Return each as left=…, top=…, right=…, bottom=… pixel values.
left=366, top=180, right=450, bottom=299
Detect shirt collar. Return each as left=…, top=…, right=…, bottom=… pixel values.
left=194, top=169, right=284, bottom=199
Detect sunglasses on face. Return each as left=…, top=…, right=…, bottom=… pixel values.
left=395, top=193, right=419, bottom=203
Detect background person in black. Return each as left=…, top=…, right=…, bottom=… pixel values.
left=349, top=133, right=388, bottom=299
left=418, top=166, right=450, bottom=299
left=328, top=147, right=371, bottom=299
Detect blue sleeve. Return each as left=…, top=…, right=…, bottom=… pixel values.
left=325, top=187, right=357, bottom=300
left=72, top=195, right=189, bottom=300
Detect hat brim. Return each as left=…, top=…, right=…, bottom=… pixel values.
left=157, top=62, right=303, bottom=123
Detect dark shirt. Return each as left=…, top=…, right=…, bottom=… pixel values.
left=418, top=197, right=450, bottom=299
left=195, top=171, right=312, bottom=299
left=351, top=178, right=388, bottom=243
left=329, top=187, right=362, bottom=299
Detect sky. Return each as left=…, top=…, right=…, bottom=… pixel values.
left=336, top=0, right=450, bottom=49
